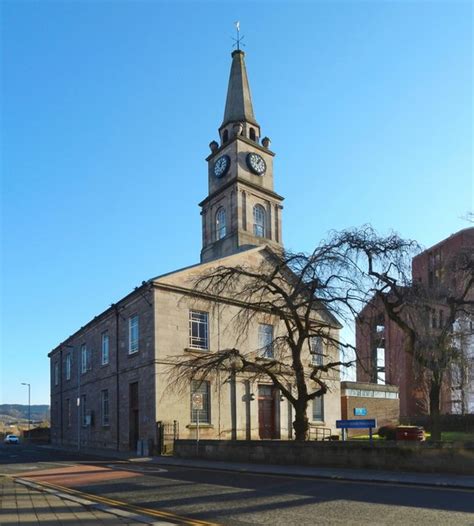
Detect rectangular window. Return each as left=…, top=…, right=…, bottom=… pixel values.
left=129, top=315, right=139, bottom=354
left=258, top=324, right=273, bottom=358
left=191, top=380, right=210, bottom=424
left=101, top=331, right=110, bottom=365
left=66, top=398, right=71, bottom=427
left=376, top=347, right=386, bottom=385
left=65, top=353, right=72, bottom=380
left=54, top=362, right=59, bottom=386
left=189, top=311, right=209, bottom=350
left=310, top=336, right=324, bottom=366
left=312, top=396, right=324, bottom=422
left=81, top=344, right=91, bottom=373
left=81, top=394, right=87, bottom=426
left=101, top=389, right=109, bottom=426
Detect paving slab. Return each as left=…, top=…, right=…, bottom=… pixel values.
left=0, top=476, right=171, bottom=525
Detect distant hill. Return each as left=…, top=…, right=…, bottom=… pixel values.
left=0, top=404, right=50, bottom=422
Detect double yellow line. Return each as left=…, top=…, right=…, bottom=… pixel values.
left=14, top=476, right=220, bottom=526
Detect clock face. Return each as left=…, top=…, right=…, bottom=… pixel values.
left=246, top=152, right=266, bottom=175
left=214, top=155, right=230, bottom=178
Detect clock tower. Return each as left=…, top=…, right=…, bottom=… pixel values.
left=200, top=49, right=284, bottom=263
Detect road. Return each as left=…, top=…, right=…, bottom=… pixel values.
left=1, top=443, right=473, bottom=525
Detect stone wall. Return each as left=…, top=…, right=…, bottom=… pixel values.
left=174, top=439, right=474, bottom=475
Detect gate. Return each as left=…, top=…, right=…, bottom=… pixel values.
left=156, top=420, right=179, bottom=455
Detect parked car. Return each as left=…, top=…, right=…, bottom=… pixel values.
left=3, top=434, right=19, bottom=444
left=395, top=426, right=425, bottom=441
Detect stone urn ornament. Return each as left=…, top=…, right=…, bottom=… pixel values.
left=262, top=136, right=271, bottom=148
left=209, top=140, right=219, bottom=153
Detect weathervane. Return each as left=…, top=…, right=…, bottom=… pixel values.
left=232, top=21, right=245, bottom=50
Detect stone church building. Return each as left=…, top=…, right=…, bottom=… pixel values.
left=49, top=50, right=342, bottom=452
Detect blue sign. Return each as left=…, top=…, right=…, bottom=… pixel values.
left=354, top=408, right=367, bottom=416
left=336, top=419, right=376, bottom=429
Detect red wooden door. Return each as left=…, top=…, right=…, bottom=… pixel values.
left=258, top=385, right=277, bottom=439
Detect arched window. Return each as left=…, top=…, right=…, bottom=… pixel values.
left=249, top=127, right=256, bottom=141
left=216, top=207, right=226, bottom=240
left=253, top=204, right=266, bottom=238
left=223, top=129, right=229, bottom=144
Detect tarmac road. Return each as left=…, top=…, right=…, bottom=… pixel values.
left=1, top=443, right=474, bottom=526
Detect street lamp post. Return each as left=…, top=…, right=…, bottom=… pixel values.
left=21, top=382, right=31, bottom=439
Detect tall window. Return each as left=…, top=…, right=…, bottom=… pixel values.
left=54, top=362, right=59, bottom=386
left=65, top=353, right=72, bottom=380
left=310, top=336, right=324, bottom=366
left=81, top=394, right=87, bottom=426
left=80, top=344, right=90, bottom=373
left=253, top=204, right=266, bottom=238
left=101, top=389, right=110, bottom=426
left=101, top=331, right=110, bottom=365
left=215, top=207, right=226, bottom=240
left=191, top=380, right=210, bottom=424
left=66, top=398, right=71, bottom=427
left=129, top=315, right=139, bottom=354
left=258, top=324, right=274, bottom=358
left=376, top=347, right=386, bottom=385
left=189, top=311, right=209, bottom=350
left=312, top=396, right=324, bottom=422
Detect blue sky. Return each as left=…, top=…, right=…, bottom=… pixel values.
left=2, top=1, right=472, bottom=404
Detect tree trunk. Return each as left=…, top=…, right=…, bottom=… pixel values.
left=429, top=379, right=442, bottom=441
left=293, top=402, right=309, bottom=441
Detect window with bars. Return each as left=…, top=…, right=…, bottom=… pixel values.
left=310, top=336, right=324, bottom=366
left=101, top=331, right=110, bottom=365
left=312, top=396, right=324, bottom=422
left=189, top=311, right=209, bottom=350
left=253, top=204, right=266, bottom=238
left=258, top=324, right=274, bottom=358
left=66, top=398, right=71, bottom=427
left=101, top=389, right=110, bottom=426
left=80, top=344, right=90, bottom=374
left=190, top=380, right=210, bottom=424
left=81, top=395, right=87, bottom=426
left=129, top=315, right=139, bottom=354
left=215, top=207, right=227, bottom=240
left=65, top=353, right=72, bottom=380
left=54, top=362, right=59, bottom=386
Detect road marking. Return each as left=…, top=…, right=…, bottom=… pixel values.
left=106, top=463, right=168, bottom=474
left=13, top=476, right=221, bottom=526
left=7, top=466, right=39, bottom=470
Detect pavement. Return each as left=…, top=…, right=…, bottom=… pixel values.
left=1, top=446, right=473, bottom=525
left=0, top=474, right=172, bottom=525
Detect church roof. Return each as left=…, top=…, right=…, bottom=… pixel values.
left=221, top=50, right=259, bottom=128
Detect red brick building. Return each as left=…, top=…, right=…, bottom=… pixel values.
left=356, top=227, right=474, bottom=417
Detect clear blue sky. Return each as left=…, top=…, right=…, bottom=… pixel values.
left=1, top=1, right=472, bottom=404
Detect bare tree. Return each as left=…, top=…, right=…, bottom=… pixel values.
left=169, top=242, right=368, bottom=441
left=339, top=228, right=473, bottom=440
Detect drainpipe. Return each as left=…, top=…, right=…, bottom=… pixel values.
left=114, top=305, right=120, bottom=451
left=59, top=348, right=63, bottom=445
left=230, top=368, right=237, bottom=440
left=244, top=380, right=251, bottom=440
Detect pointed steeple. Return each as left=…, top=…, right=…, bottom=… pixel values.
left=221, top=50, right=259, bottom=128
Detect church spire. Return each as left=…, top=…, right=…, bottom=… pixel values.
left=221, top=50, right=259, bottom=129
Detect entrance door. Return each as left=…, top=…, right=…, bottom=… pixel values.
left=129, top=382, right=139, bottom=450
left=258, top=385, right=279, bottom=439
